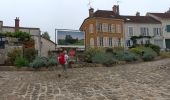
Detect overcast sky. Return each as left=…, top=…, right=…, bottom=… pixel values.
left=0, top=0, right=170, bottom=42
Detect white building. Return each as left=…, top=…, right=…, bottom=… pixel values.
left=147, top=9, right=170, bottom=49
left=121, top=13, right=163, bottom=49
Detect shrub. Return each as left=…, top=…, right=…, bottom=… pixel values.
left=84, top=48, right=104, bottom=63
left=146, top=44, right=160, bottom=55
left=122, top=51, right=138, bottom=62
left=160, top=51, right=170, bottom=58
left=23, top=48, right=37, bottom=62
left=47, top=57, right=58, bottom=66
left=29, top=57, right=48, bottom=69
left=92, top=52, right=117, bottom=67
left=105, top=48, right=113, bottom=54
left=142, top=50, right=157, bottom=61
left=115, top=51, right=138, bottom=62
left=14, top=56, right=29, bottom=68
left=130, top=47, right=144, bottom=56
left=7, top=48, right=22, bottom=65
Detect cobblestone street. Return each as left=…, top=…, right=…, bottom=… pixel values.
left=0, top=59, right=170, bottom=100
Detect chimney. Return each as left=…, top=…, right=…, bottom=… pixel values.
left=15, top=17, right=20, bottom=32
left=112, top=5, right=119, bottom=15
left=89, top=7, right=94, bottom=17
left=136, top=12, right=140, bottom=16
left=166, top=8, right=170, bottom=13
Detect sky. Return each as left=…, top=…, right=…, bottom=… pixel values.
left=0, top=0, right=170, bottom=42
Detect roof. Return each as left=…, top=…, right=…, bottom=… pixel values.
left=93, top=10, right=120, bottom=18
left=2, top=26, right=40, bottom=30
left=120, top=16, right=161, bottom=23
left=149, top=13, right=170, bottom=19
left=80, top=10, right=121, bottom=30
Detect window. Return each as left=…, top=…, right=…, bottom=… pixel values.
left=166, top=25, right=170, bottom=32
left=140, top=27, right=149, bottom=36
left=102, top=23, right=108, bottom=32
left=111, top=24, right=115, bottom=33
left=128, top=27, right=133, bottom=36
left=153, top=28, right=161, bottom=36
left=108, top=24, right=112, bottom=32
left=0, top=37, right=5, bottom=49
left=109, top=37, right=112, bottom=46
left=89, top=24, right=93, bottom=33
left=116, top=24, right=121, bottom=33
left=97, top=23, right=102, bottom=32
left=90, top=38, right=94, bottom=47
left=99, top=37, right=103, bottom=46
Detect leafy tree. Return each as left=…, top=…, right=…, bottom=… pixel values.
left=42, top=32, right=50, bottom=40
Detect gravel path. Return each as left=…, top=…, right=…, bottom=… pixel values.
left=0, top=59, right=170, bottom=100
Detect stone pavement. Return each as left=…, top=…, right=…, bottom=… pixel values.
left=0, top=59, right=170, bottom=100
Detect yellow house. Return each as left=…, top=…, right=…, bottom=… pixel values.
left=80, top=5, right=124, bottom=48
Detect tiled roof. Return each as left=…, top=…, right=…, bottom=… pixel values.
left=149, top=13, right=170, bottom=19
left=121, top=16, right=161, bottom=23
left=93, top=10, right=120, bottom=18
left=91, top=10, right=160, bottom=23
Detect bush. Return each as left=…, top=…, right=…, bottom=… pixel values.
left=142, top=50, right=157, bottom=61
left=92, top=52, right=117, bottom=67
left=24, top=48, right=37, bottom=62
left=160, top=51, right=170, bottom=58
left=122, top=51, right=138, bottom=62
left=29, top=57, right=48, bottom=69
left=7, top=48, right=22, bottom=65
left=130, top=47, right=144, bottom=56
left=14, top=56, right=29, bottom=68
left=84, top=48, right=104, bottom=63
left=146, top=44, right=160, bottom=55
left=115, top=51, right=138, bottom=62
left=105, top=48, right=113, bottom=54
left=47, top=57, right=58, bottom=66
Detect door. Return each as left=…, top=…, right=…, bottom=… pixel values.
left=165, top=39, right=170, bottom=49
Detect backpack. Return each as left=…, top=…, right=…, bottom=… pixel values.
left=59, top=53, right=65, bottom=65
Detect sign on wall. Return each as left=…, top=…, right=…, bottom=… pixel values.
left=57, top=30, right=85, bottom=48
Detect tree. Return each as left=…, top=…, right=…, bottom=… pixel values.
left=42, top=32, right=50, bottom=40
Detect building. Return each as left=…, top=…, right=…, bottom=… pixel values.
left=41, top=37, right=56, bottom=57
left=0, top=17, right=41, bottom=55
left=147, top=9, right=170, bottom=49
left=121, top=12, right=163, bottom=49
left=80, top=5, right=124, bottom=48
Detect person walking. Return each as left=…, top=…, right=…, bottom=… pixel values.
left=58, top=50, right=69, bottom=78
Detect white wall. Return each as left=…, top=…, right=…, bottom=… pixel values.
left=124, top=23, right=164, bottom=48
left=41, top=37, right=56, bottom=57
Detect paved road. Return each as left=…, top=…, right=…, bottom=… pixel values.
left=0, top=59, right=170, bottom=100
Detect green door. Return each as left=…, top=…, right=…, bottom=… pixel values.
left=165, top=39, right=170, bottom=49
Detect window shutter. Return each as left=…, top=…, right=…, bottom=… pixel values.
left=166, top=25, right=170, bottom=32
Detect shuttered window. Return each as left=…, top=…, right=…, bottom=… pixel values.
left=166, top=25, right=170, bottom=32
